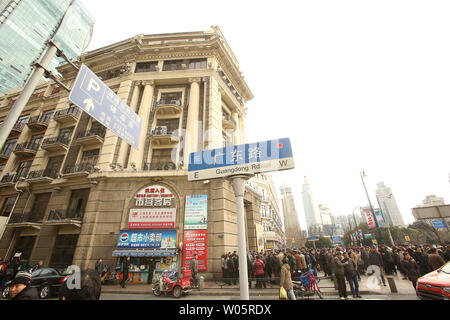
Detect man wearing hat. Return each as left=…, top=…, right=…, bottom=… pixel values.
left=9, top=271, right=39, bottom=300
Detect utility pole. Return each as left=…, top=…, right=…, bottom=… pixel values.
left=360, top=170, right=383, bottom=243
left=376, top=195, right=395, bottom=246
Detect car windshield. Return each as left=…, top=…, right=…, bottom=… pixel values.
left=439, top=262, right=450, bottom=274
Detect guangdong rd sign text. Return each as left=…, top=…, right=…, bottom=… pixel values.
left=68, top=64, right=142, bottom=149
left=188, top=138, right=295, bottom=181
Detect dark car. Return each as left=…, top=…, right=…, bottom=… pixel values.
left=2, top=267, right=68, bottom=299
left=416, top=261, right=450, bottom=300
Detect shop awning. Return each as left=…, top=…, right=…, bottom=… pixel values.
left=112, top=249, right=177, bottom=257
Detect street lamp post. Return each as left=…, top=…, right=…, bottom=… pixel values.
left=376, top=194, right=395, bottom=247
left=360, top=170, right=383, bottom=243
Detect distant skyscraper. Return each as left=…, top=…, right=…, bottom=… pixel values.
left=319, top=204, right=332, bottom=225
left=302, top=176, right=323, bottom=235
left=0, top=0, right=94, bottom=94
left=280, top=184, right=305, bottom=247
left=375, top=182, right=405, bottom=226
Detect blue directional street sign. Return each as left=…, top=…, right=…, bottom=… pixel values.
left=307, top=236, right=320, bottom=241
left=432, top=220, right=447, bottom=229
left=188, top=138, right=295, bottom=181
left=68, top=64, right=142, bottom=149
left=332, top=236, right=342, bottom=242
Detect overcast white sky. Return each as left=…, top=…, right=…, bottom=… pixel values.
left=81, top=0, right=450, bottom=228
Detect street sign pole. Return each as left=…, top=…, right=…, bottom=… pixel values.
left=231, top=174, right=253, bottom=301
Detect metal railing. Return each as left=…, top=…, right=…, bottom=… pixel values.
left=155, top=99, right=182, bottom=107
left=27, top=168, right=59, bottom=180
left=14, top=141, right=40, bottom=152
left=8, top=212, right=44, bottom=224
left=47, top=209, right=84, bottom=222
left=143, top=162, right=178, bottom=171
left=42, top=135, right=71, bottom=147
left=0, top=173, right=16, bottom=183
left=64, top=163, right=95, bottom=174
left=12, top=121, right=26, bottom=131
left=28, top=115, right=51, bottom=125
left=53, top=106, right=81, bottom=119
left=76, top=127, right=106, bottom=140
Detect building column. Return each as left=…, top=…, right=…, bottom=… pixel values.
left=117, top=82, right=141, bottom=167
left=184, top=78, right=201, bottom=167
left=128, top=80, right=154, bottom=170
left=231, top=111, right=239, bottom=145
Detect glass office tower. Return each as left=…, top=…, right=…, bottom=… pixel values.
left=0, top=0, right=94, bottom=95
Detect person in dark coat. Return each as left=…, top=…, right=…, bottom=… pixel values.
left=9, top=271, right=39, bottom=300
left=147, top=259, right=156, bottom=284
left=409, top=247, right=432, bottom=276
left=401, top=252, right=420, bottom=290
left=264, top=253, right=273, bottom=285
left=369, top=246, right=386, bottom=286
left=427, top=248, right=446, bottom=271
left=272, top=253, right=281, bottom=285
left=343, top=252, right=361, bottom=298
left=360, top=247, right=370, bottom=275
left=326, top=249, right=335, bottom=277
left=379, top=245, right=394, bottom=275
left=232, top=252, right=239, bottom=285
left=95, top=258, right=105, bottom=278
left=120, top=256, right=130, bottom=288
left=442, top=245, right=450, bottom=262
left=334, top=251, right=349, bottom=299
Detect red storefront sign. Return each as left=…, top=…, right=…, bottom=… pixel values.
left=182, top=230, right=207, bottom=271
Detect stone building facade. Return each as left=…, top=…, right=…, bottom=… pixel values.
left=0, top=26, right=259, bottom=280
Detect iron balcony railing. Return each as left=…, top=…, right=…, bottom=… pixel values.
left=151, top=126, right=179, bottom=136
left=53, top=106, right=81, bottom=119
left=155, top=99, right=182, bottom=107
left=28, top=115, right=51, bottom=126
left=76, top=127, right=106, bottom=140
left=8, top=212, right=44, bottom=224
left=42, top=135, right=71, bottom=147
left=27, top=168, right=59, bottom=180
left=143, top=162, right=178, bottom=171
left=64, top=163, right=95, bottom=174
left=1, top=173, right=16, bottom=183
left=47, top=209, right=84, bottom=222
left=14, top=141, right=40, bottom=153
left=12, top=121, right=26, bottom=132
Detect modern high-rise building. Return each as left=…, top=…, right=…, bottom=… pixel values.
left=375, top=182, right=405, bottom=226
left=301, top=176, right=323, bottom=236
left=0, top=27, right=256, bottom=281
left=0, top=0, right=94, bottom=94
left=280, top=184, right=305, bottom=248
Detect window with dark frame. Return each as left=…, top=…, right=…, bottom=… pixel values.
left=135, top=62, right=158, bottom=73
left=40, top=109, right=54, bottom=123
left=0, top=196, right=17, bottom=217
left=150, top=148, right=174, bottom=169
left=67, top=189, right=90, bottom=218
left=1, top=138, right=17, bottom=156
left=162, top=60, right=183, bottom=71
left=188, top=58, right=207, bottom=69
left=80, top=149, right=99, bottom=165
left=16, top=160, right=32, bottom=179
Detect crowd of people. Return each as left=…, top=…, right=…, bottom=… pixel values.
left=220, top=243, right=450, bottom=299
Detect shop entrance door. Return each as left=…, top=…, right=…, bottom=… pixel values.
left=49, top=234, right=79, bottom=270
left=12, top=236, right=36, bottom=260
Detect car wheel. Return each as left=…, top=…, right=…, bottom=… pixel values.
left=39, top=285, right=50, bottom=299
left=173, top=286, right=182, bottom=298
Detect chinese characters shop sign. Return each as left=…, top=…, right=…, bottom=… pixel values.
left=117, top=229, right=177, bottom=249
left=129, top=185, right=177, bottom=229
left=182, top=230, right=207, bottom=271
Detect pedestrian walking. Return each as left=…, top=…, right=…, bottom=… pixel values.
left=247, top=252, right=254, bottom=289
left=369, top=246, right=386, bottom=286
left=120, top=256, right=130, bottom=288
left=427, top=248, right=446, bottom=271
left=95, top=258, right=105, bottom=278
left=8, top=271, right=39, bottom=300
left=272, top=253, right=281, bottom=285
left=232, top=252, right=239, bottom=285
left=401, top=252, right=420, bottom=290
left=280, top=257, right=296, bottom=300
left=334, top=251, right=349, bottom=299
left=343, top=252, right=361, bottom=298
left=253, top=255, right=266, bottom=289
left=326, top=249, right=335, bottom=277
left=360, top=247, right=370, bottom=275
left=190, top=254, right=199, bottom=288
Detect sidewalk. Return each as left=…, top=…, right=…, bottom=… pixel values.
left=101, top=272, right=417, bottom=298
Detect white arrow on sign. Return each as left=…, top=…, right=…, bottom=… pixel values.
left=83, top=98, right=95, bottom=112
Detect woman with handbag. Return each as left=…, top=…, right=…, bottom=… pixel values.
left=280, top=257, right=296, bottom=300
left=253, top=255, right=266, bottom=289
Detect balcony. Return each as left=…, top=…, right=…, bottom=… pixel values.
left=76, top=128, right=106, bottom=147
left=150, top=126, right=180, bottom=146
left=8, top=212, right=43, bottom=229
left=63, top=163, right=95, bottom=178
left=0, top=173, right=17, bottom=185
left=27, top=168, right=59, bottom=183
left=27, top=115, right=50, bottom=131
left=45, top=209, right=83, bottom=227
left=53, top=106, right=81, bottom=125
left=152, top=99, right=183, bottom=115
left=13, top=142, right=40, bottom=158
left=41, top=135, right=70, bottom=153
left=0, top=150, right=11, bottom=161
left=143, top=162, right=178, bottom=171
left=9, top=122, right=26, bottom=135
left=222, top=114, right=237, bottom=130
